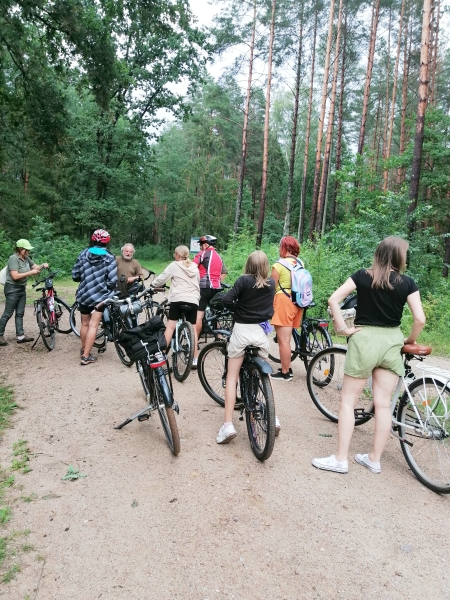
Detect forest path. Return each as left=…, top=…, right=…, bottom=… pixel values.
left=0, top=303, right=449, bottom=599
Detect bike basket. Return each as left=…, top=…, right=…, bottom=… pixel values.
left=118, top=330, right=167, bottom=361
left=327, top=307, right=356, bottom=336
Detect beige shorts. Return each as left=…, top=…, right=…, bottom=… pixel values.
left=344, top=326, right=405, bottom=378
left=227, top=323, right=270, bottom=359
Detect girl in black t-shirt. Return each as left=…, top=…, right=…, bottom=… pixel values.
left=312, top=236, right=425, bottom=475
left=216, top=251, right=276, bottom=444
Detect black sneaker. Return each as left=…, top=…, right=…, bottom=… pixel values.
left=17, top=335, right=34, bottom=343
left=270, top=371, right=293, bottom=382
left=0, top=336, right=8, bottom=347
left=80, top=354, right=98, bottom=366
left=277, top=367, right=293, bottom=375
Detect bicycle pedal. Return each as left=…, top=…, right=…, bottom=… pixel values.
left=239, top=415, right=244, bottom=421
left=98, top=347, right=106, bottom=354
left=137, top=413, right=150, bottom=421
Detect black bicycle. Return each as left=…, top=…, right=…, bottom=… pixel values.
left=198, top=335, right=276, bottom=462
left=268, top=302, right=332, bottom=368
left=114, top=319, right=180, bottom=455
left=32, top=269, right=72, bottom=351
left=197, top=285, right=233, bottom=347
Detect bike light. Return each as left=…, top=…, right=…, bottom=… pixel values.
left=45, top=279, right=53, bottom=289
left=318, top=322, right=329, bottom=328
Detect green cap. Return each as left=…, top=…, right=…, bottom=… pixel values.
left=16, top=239, right=34, bottom=251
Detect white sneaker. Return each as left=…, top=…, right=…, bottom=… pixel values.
left=355, top=453, right=381, bottom=473
left=191, top=357, right=198, bottom=369
left=275, top=416, right=281, bottom=436
left=216, top=423, right=237, bottom=444
left=312, top=454, right=348, bottom=474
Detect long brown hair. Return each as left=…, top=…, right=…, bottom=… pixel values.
left=368, top=236, right=409, bottom=289
left=245, top=251, right=270, bottom=288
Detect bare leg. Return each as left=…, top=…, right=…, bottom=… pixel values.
left=274, top=325, right=292, bottom=373
left=80, top=313, right=90, bottom=354
left=194, top=310, right=204, bottom=359
left=369, top=368, right=398, bottom=462
left=224, top=356, right=245, bottom=423
left=164, top=319, right=177, bottom=349
left=336, top=375, right=370, bottom=462
left=83, top=310, right=103, bottom=357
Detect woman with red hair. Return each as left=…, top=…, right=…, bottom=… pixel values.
left=269, top=236, right=303, bottom=382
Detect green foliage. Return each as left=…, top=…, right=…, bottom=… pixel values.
left=62, top=466, right=86, bottom=481
left=0, top=387, right=16, bottom=440
left=29, top=217, right=84, bottom=276
left=11, top=440, right=31, bottom=474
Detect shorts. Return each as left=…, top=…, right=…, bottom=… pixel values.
left=199, top=288, right=221, bottom=312
left=227, top=322, right=270, bottom=359
left=168, top=301, right=198, bottom=325
left=344, top=326, right=405, bottom=378
left=77, top=303, right=106, bottom=315
left=271, top=293, right=303, bottom=328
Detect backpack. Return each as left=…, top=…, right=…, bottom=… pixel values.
left=277, top=258, right=313, bottom=307
left=0, top=266, right=7, bottom=286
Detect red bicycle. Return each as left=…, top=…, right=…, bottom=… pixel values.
left=32, top=269, right=72, bottom=350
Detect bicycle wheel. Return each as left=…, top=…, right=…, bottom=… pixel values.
left=306, top=347, right=373, bottom=425
left=398, top=377, right=450, bottom=494
left=268, top=328, right=297, bottom=363
left=153, top=372, right=180, bottom=455
left=37, top=306, right=55, bottom=351
left=136, top=358, right=151, bottom=399
left=172, top=321, right=194, bottom=382
left=301, top=323, right=333, bottom=368
left=198, top=340, right=227, bottom=406
left=114, top=316, right=134, bottom=367
left=244, top=364, right=276, bottom=461
left=69, top=302, right=105, bottom=347
left=54, top=297, right=72, bottom=334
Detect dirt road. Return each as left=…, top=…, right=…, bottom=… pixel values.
left=0, top=303, right=449, bottom=599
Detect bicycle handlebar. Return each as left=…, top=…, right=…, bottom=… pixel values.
left=32, top=268, right=59, bottom=288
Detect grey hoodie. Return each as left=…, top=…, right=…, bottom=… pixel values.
left=152, top=260, right=200, bottom=305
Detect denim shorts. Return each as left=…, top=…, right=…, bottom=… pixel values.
left=344, top=326, right=405, bottom=378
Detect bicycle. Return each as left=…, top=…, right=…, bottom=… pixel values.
left=197, top=284, right=233, bottom=347
left=198, top=334, right=276, bottom=462
left=31, top=269, right=72, bottom=351
left=268, top=302, right=332, bottom=368
left=306, top=343, right=450, bottom=494
left=114, top=320, right=180, bottom=455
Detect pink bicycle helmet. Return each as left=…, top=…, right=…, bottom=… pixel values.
left=91, top=229, right=111, bottom=244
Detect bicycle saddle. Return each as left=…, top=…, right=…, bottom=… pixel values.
left=401, top=343, right=432, bottom=356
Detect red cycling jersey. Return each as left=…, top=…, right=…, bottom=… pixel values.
left=193, top=247, right=227, bottom=289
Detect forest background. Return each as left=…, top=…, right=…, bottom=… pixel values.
left=0, top=0, right=449, bottom=353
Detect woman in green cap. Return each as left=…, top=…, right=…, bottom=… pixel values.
left=0, top=239, right=48, bottom=346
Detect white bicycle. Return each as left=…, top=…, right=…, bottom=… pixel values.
left=307, top=343, right=450, bottom=494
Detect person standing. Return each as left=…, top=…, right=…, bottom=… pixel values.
left=151, top=246, right=200, bottom=349
left=269, top=236, right=304, bottom=382
left=72, top=229, right=117, bottom=365
left=115, top=243, right=143, bottom=297
left=193, top=235, right=228, bottom=367
left=312, top=236, right=425, bottom=475
left=0, top=239, right=48, bottom=346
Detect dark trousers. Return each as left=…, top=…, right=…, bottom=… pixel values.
left=0, top=283, right=27, bottom=336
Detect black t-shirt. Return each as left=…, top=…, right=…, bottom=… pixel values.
left=222, top=275, right=275, bottom=324
left=350, top=269, right=418, bottom=327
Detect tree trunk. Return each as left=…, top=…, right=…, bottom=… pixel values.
left=283, top=4, right=304, bottom=236
left=234, top=0, right=257, bottom=233
left=331, top=12, right=347, bottom=226
left=256, top=0, right=277, bottom=247
left=357, top=0, right=380, bottom=156
left=308, top=0, right=336, bottom=239
left=316, top=0, right=343, bottom=233
left=407, top=0, right=431, bottom=228
left=443, top=232, right=450, bottom=278
left=430, top=0, right=440, bottom=106
left=397, top=9, right=412, bottom=186
left=381, top=7, right=392, bottom=171
left=298, top=6, right=318, bottom=244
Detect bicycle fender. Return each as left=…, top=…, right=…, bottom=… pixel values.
left=250, top=356, right=273, bottom=374
left=157, top=369, right=174, bottom=408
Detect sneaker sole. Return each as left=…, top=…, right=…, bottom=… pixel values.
left=312, top=459, right=348, bottom=474
left=80, top=361, right=98, bottom=366
left=217, top=432, right=237, bottom=444
left=354, top=454, right=381, bottom=474
left=269, top=375, right=293, bottom=382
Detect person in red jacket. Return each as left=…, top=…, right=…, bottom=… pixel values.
left=192, top=235, right=227, bottom=366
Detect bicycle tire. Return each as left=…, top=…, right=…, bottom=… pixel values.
left=136, top=358, right=151, bottom=399
left=198, top=340, right=228, bottom=406
left=69, top=302, right=106, bottom=348
left=306, top=346, right=373, bottom=425
left=398, top=377, right=450, bottom=494
left=114, top=316, right=134, bottom=367
left=172, top=321, right=194, bottom=382
left=244, top=364, right=276, bottom=462
left=267, top=328, right=297, bottom=364
left=154, top=372, right=180, bottom=455
left=54, top=297, right=72, bottom=334
left=37, top=306, right=55, bottom=351
left=301, top=323, right=333, bottom=369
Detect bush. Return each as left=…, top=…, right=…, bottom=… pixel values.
left=29, top=217, right=84, bottom=276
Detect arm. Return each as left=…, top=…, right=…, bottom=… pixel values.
left=10, top=268, right=40, bottom=281
left=270, top=266, right=280, bottom=287
left=403, top=290, right=426, bottom=344
left=72, top=254, right=82, bottom=282
left=221, top=279, right=240, bottom=309
left=152, top=264, right=173, bottom=288
left=328, top=277, right=361, bottom=336
left=106, top=262, right=118, bottom=290
left=127, top=260, right=144, bottom=284
left=220, top=261, right=228, bottom=282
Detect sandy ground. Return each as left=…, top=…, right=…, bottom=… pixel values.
left=0, top=301, right=449, bottom=600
